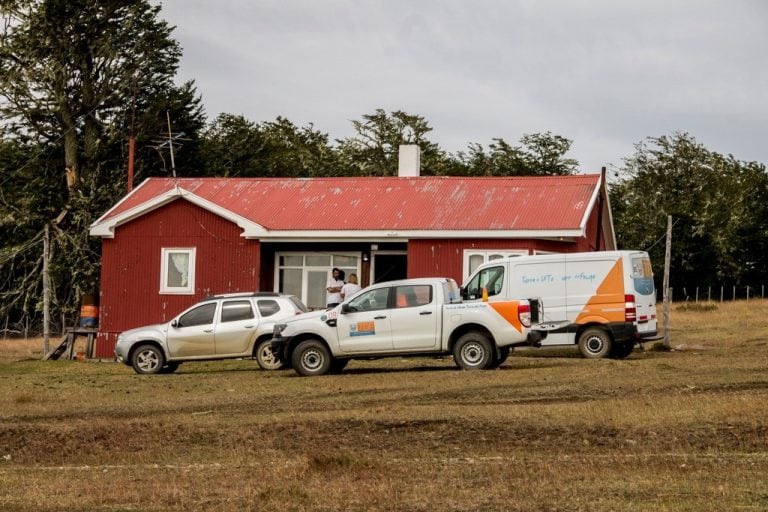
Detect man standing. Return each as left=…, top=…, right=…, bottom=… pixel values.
left=326, top=267, right=344, bottom=308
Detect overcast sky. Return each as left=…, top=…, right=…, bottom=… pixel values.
left=155, top=0, right=767, bottom=173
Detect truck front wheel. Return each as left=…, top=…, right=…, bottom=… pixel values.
left=453, top=332, right=494, bottom=370
left=292, top=339, right=332, bottom=376
left=578, top=327, right=612, bottom=359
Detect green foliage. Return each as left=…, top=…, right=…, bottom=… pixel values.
left=336, top=109, right=456, bottom=176
left=0, top=0, right=202, bottom=332
left=610, top=132, right=768, bottom=289
left=453, top=132, right=578, bottom=176
left=199, top=114, right=339, bottom=177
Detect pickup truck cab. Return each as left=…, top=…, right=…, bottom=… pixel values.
left=271, top=277, right=542, bottom=376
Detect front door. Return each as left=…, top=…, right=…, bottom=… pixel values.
left=166, top=302, right=218, bottom=357
left=335, top=286, right=393, bottom=353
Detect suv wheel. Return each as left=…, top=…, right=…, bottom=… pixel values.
left=255, top=339, right=286, bottom=370
left=131, top=344, right=165, bottom=375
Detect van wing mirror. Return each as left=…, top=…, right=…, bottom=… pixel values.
left=171, top=319, right=179, bottom=328
left=340, top=303, right=352, bottom=314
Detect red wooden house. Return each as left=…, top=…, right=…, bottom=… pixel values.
left=89, top=167, right=615, bottom=358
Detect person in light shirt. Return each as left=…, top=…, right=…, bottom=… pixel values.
left=340, top=273, right=362, bottom=300
left=326, top=267, right=344, bottom=308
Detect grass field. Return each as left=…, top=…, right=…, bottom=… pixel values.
left=1, top=300, right=767, bottom=511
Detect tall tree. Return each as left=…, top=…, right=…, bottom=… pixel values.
left=336, top=109, right=455, bottom=176
left=200, top=114, right=339, bottom=178
left=0, top=0, right=198, bottom=331
left=1, top=0, right=181, bottom=186
left=609, top=132, right=768, bottom=293
left=454, top=132, right=578, bottom=176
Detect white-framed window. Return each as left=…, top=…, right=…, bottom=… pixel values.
left=462, top=249, right=528, bottom=281
left=275, top=252, right=360, bottom=310
left=160, top=248, right=196, bottom=295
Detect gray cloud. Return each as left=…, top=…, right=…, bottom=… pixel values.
left=157, top=0, right=768, bottom=171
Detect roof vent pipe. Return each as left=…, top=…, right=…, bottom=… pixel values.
left=398, top=144, right=421, bottom=177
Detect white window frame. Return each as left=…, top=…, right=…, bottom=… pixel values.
left=462, top=249, right=528, bottom=281
left=274, top=252, right=361, bottom=309
left=160, top=247, right=196, bottom=295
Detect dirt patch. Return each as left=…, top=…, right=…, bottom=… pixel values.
left=3, top=417, right=766, bottom=466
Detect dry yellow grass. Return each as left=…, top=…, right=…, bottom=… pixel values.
left=1, top=300, right=767, bottom=511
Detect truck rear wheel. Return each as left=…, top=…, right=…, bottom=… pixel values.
left=453, top=332, right=494, bottom=370
left=292, top=339, right=332, bottom=376
left=578, top=327, right=612, bottom=359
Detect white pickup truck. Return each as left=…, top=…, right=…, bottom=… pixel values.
left=270, top=277, right=543, bottom=376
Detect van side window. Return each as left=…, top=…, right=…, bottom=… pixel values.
left=465, top=266, right=504, bottom=299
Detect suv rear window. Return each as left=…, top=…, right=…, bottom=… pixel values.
left=257, top=299, right=281, bottom=318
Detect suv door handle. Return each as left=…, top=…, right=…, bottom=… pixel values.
left=419, top=311, right=433, bottom=315
left=243, top=325, right=254, bottom=329
left=203, top=329, right=213, bottom=333
left=374, top=315, right=387, bottom=320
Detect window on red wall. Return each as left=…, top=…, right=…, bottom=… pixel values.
left=462, top=249, right=527, bottom=281
left=160, top=247, right=196, bottom=294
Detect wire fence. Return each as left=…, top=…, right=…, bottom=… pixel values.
left=666, top=285, right=767, bottom=302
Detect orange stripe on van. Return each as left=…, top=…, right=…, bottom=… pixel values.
left=575, top=258, right=625, bottom=324
left=489, top=301, right=523, bottom=333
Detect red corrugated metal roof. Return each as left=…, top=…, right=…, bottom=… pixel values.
left=95, top=175, right=600, bottom=232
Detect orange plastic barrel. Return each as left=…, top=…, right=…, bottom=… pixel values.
left=79, top=304, right=99, bottom=327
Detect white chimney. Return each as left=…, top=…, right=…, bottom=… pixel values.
left=398, top=144, right=421, bottom=177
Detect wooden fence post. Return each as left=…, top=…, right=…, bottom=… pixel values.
left=663, top=215, right=672, bottom=349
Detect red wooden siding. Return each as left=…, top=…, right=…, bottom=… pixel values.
left=406, top=235, right=603, bottom=285
left=95, top=199, right=260, bottom=357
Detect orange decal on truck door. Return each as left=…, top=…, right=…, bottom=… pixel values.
left=575, top=259, right=626, bottom=324
left=488, top=301, right=523, bottom=333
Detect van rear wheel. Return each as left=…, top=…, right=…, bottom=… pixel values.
left=578, top=328, right=612, bottom=359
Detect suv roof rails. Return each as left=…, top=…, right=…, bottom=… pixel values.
left=207, top=291, right=281, bottom=300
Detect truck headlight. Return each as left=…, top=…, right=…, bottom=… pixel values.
left=273, top=323, right=287, bottom=336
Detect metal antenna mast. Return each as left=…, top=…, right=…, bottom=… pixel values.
left=150, top=112, right=189, bottom=177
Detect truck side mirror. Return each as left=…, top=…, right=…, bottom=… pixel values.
left=171, top=319, right=179, bottom=328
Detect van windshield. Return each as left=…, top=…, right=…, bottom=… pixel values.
left=464, top=266, right=504, bottom=299
left=631, top=256, right=655, bottom=296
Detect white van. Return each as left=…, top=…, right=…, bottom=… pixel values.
left=460, top=251, right=659, bottom=359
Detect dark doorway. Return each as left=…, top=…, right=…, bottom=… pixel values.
left=373, top=254, right=407, bottom=283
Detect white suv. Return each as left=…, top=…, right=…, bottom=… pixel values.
left=115, top=292, right=307, bottom=374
